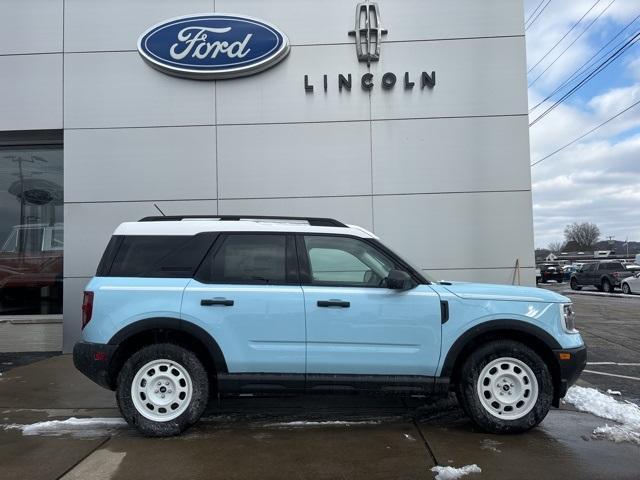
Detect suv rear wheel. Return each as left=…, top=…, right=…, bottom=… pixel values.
left=602, top=278, right=613, bottom=293
left=456, top=340, right=552, bottom=433
left=116, top=343, right=209, bottom=436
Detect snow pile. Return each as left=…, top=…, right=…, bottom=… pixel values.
left=4, top=417, right=127, bottom=437
left=592, top=425, right=640, bottom=444
left=431, top=464, right=481, bottom=480
left=564, top=386, right=640, bottom=445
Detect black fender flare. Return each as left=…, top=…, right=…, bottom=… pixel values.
left=440, top=319, right=562, bottom=378
left=108, top=317, right=228, bottom=373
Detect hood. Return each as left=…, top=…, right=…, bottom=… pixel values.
left=442, top=282, right=570, bottom=303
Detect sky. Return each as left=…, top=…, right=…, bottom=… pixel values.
left=524, top=0, right=640, bottom=248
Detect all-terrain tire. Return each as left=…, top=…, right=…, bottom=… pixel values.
left=116, top=343, right=209, bottom=437
left=570, top=278, right=581, bottom=290
left=455, top=340, right=553, bottom=434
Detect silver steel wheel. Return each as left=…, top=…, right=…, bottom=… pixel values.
left=476, top=357, right=539, bottom=420
left=131, top=358, right=193, bottom=422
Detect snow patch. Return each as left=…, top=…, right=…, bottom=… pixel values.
left=592, top=424, right=640, bottom=445
left=564, top=386, right=640, bottom=445
left=3, top=417, right=127, bottom=437
left=264, top=420, right=380, bottom=427
left=480, top=438, right=502, bottom=453
left=431, top=464, right=481, bottom=480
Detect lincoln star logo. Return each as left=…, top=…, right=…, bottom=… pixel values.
left=348, top=1, right=387, bottom=65
left=137, top=14, right=290, bottom=80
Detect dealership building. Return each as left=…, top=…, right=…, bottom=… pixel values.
left=0, top=0, right=534, bottom=353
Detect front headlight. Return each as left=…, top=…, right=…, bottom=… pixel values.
left=561, top=304, right=578, bottom=333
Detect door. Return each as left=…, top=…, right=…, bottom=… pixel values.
left=298, top=234, right=442, bottom=377
left=586, top=263, right=599, bottom=285
left=579, top=263, right=595, bottom=285
left=181, top=233, right=306, bottom=374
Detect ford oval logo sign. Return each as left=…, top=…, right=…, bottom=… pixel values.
left=137, top=14, right=290, bottom=80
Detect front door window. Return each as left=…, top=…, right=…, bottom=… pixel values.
left=303, top=235, right=394, bottom=287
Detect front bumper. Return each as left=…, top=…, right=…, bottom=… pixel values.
left=73, top=341, right=118, bottom=390
left=553, top=344, right=587, bottom=400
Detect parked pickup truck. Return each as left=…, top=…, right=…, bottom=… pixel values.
left=569, top=261, right=633, bottom=292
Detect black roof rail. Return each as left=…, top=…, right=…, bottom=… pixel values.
left=138, top=215, right=347, bottom=227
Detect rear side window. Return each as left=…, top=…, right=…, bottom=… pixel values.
left=197, top=234, right=293, bottom=284
left=601, top=262, right=623, bottom=270
left=101, top=233, right=216, bottom=277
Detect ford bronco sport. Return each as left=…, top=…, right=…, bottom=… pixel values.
left=73, top=216, right=586, bottom=436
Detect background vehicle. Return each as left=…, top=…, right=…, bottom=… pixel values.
left=537, top=263, right=563, bottom=283
left=73, top=216, right=586, bottom=437
left=570, top=261, right=633, bottom=292
left=621, top=273, right=640, bottom=294
left=562, top=265, right=578, bottom=282
left=0, top=223, right=63, bottom=314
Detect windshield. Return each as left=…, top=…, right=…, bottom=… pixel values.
left=1, top=228, right=17, bottom=252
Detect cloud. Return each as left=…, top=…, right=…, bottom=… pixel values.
left=525, top=0, right=640, bottom=248
left=531, top=134, right=640, bottom=247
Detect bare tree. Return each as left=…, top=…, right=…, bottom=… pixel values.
left=547, top=241, right=565, bottom=253
left=564, top=222, right=600, bottom=249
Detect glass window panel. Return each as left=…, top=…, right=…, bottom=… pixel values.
left=303, top=235, right=395, bottom=287
left=207, top=234, right=287, bottom=284
left=0, top=145, right=63, bottom=315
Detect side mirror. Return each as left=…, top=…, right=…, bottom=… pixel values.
left=386, top=269, right=415, bottom=290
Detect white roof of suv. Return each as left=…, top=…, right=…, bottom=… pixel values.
left=114, top=216, right=377, bottom=239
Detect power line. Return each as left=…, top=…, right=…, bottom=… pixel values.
left=556, top=13, right=640, bottom=93
left=526, top=0, right=552, bottom=31
left=525, top=0, right=547, bottom=26
left=530, top=12, right=640, bottom=113
left=528, top=0, right=602, bottom=74
left=530, top=98, right=640, bottom=167
left=529, top=30, right=640, bottom=126
left=529, top=0, right=616, bottom=87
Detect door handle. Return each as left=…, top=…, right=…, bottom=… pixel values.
left=201, top=298, right=234, bottom=306
left=317, top=300, right=350, bottom=308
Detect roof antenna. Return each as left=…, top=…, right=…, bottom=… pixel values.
left=153, top=203, right=166, bottom=216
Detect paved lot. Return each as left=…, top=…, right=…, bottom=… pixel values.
left=1, top=289, right=639, bottom=479
left=542, top=283, right=640, bottom=403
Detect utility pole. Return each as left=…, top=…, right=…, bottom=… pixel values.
left=624, top=237, right=629, bottom=257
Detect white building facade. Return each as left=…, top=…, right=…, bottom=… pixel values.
left=0, top=0, right=534, bottom=353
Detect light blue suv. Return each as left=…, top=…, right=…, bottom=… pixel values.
left=73, top=215, right=586, bottom=436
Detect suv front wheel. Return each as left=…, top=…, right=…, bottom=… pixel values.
left=116, top=343, right=209, bottom=436
left=456, top=340, right=552, bottom=433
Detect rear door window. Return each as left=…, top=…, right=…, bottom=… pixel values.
left=197, top=234, right=295, bottom=285
left=599, top=262, right=621, bottom=270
